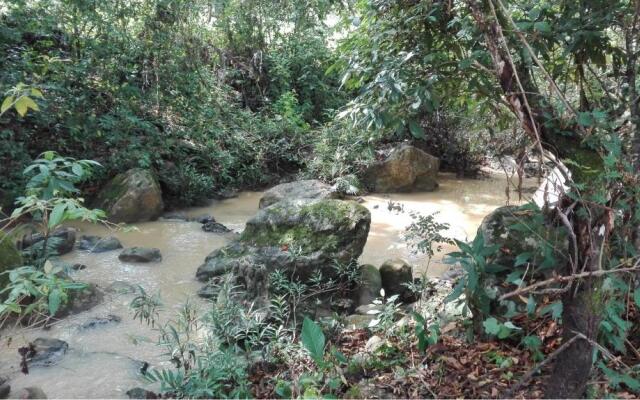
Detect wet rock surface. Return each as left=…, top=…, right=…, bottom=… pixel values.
left=77, top=235, right=123, bottom=253
left=78, top=314, right=122, bottom=331
left=15, top=387, right=47, bottom=399
left=119, top=247, right=162, bottom=263
left=201, top=221, right=232, bottom=233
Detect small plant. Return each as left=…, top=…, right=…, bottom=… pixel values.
left=0, top=262, right=87, bottom=325
left=130, top=286, right=162, bottom=327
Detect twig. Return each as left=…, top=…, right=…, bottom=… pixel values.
left=504, top=334, right=582, bottom=398
left=498, top=266, right=640, bottom=301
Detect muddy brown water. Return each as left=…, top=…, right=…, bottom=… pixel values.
left=0, top=172, right=536, bottom=398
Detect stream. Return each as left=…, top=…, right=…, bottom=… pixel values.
left=0, top=172, right=536, bottom=398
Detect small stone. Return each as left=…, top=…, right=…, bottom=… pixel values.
left=78, top=235, right=123, bottom=253
left=16, top=387, right=46, bottom=399
left=27, top=338, right=68, bottom=367
left=344, top=314, right=376, bottom=330
left=364, top=335, right=384, bottom=353
left=355, top=304, right=383, bottom=315
left=126, top=387, right=157, bottom=399
left=201, top=221, right=231, bottom=233
left=0, top=376, right=10, bottom=399
left=119, top=247, right=162, bottom=263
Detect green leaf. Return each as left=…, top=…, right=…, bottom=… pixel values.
left=483, top=317, right=500, bottom=335
left=514, top=252, right=531, bottom=267
left=48, top=289, right=62, bottom=315
left=408, top=120, right=425, bottom=139
left=49, top=203, right=67, bottom=228
left=634, top=289, right=640, bottom=308
left=577, top=112, right=594, bottom=127
left=1, top=95, right=14, bottom=114
left=301, top=317, right=325, bottom=363
left=533, top=21, right=551, bottom=33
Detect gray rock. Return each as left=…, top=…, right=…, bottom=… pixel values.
left=78, top=315, right=121, bottom=330
left=27, top=338, right=68, bottom=367
left=119, top=247, right=162, bottom=263
left=15, top=387, right=47, bottom=399
left=18, top=227, right=76, bottom=256
left=78, top=235, right=123, bottom=253
left=379, top=258, right=413, bottom=301
left=356, top=264, right=382, bottom=306
left=201, top=221, right=231, bottom=233
left=361, top=144, right=439, bottom=192
left=94, top=168, right=164, bottom=223
left=259, top=180, right=340, bottom=209
left=196, top=199, right=371, bottom=295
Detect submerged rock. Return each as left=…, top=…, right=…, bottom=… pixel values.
left=191, top=214, right=216, bottom=224
left=105, top=281, right=138, bottom=294
left=197, top=199, right=371, bottom=295
left=78, top=315, right=122, bottom=331
left=55, top=284, right=104, bottom=318
left=27, top=338, right=68, bottom=367
left=119, top=247, right=162, bottom=263
left=78, top=235, right=123, bottom=253
left=18, top=227, right=76, bottom=256
left=15, top=387, right=47, bottom=399
left=160, top=211, right=188, bottom=221
left=361, top=144, right=439, bottom=192
left=94, top=168, right=164, bottom=223
left=258, top=179, right=340, bottom=209
left=379, top=258, right=413, bottom=301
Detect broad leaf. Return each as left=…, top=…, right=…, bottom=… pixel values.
left=301, top=317, right=325, bottom=363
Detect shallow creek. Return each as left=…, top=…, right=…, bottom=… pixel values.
left=0, top=172, right=536, bottom=398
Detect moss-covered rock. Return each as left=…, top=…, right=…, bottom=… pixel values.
left=196, top=199, right=371, bottom=293
left=361, top=144, right=439, bottom=192
left=94, top=168, right=163, bottom=223
left=0, top=231, right=22, bottom=296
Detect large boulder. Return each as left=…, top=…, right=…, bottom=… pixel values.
left=361, top=144, right=439, bottom=192
left=258, top=180, right=340, bottom=209
left=0, top=232, right=22, bottom=297
left=94, top=168, right=164, bottom=223
left=479, top=205, right=567, bottom=270
left=196, top=199, right=371, bottom=293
